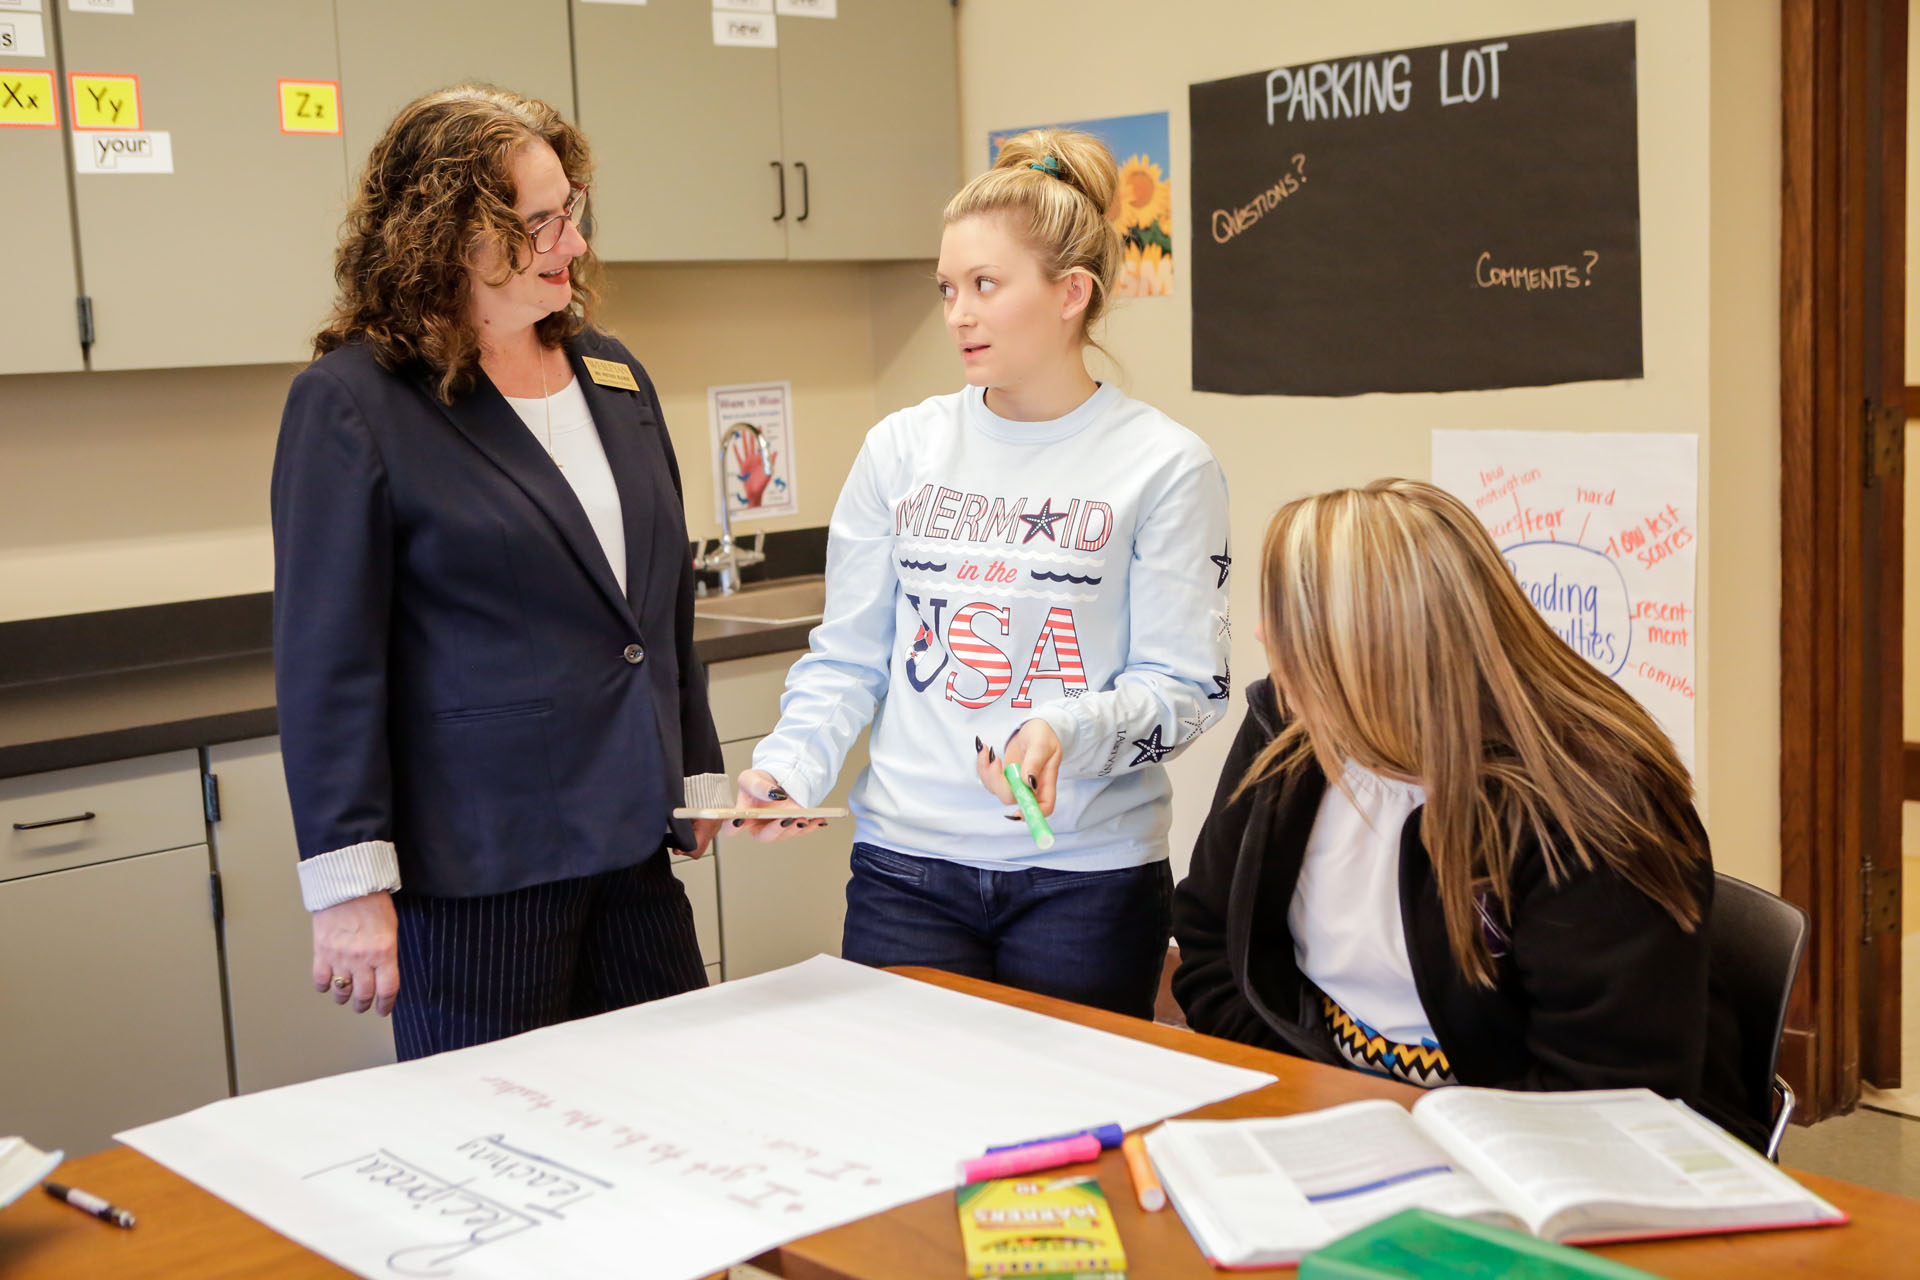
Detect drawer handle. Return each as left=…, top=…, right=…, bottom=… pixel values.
left=12, top=811, right=96, bottom=831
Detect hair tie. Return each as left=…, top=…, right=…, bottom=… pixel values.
left=1028, top=156, right=1061, bottom=176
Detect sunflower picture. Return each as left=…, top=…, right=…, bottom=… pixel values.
left=990, top=111, right=1174, bottom=298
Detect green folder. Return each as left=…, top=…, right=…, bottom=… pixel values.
left=1300, top=1209, right=1660, bottom=1279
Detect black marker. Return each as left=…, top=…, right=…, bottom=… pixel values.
left=43, top=1181, right=136, bottom=1229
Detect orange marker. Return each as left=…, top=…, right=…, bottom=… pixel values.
left=1121, top=1131, right=1165, bottom=1212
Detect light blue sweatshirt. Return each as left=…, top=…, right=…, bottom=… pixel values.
left=753, top=382, right=1232, bottom=870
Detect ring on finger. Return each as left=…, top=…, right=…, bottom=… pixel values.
left=331, top=975, right=351, bottom=989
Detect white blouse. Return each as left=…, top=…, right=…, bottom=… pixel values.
left=1287, top=760, right=1436, bottom=1046
left=502, top=376, right=626, bottom=593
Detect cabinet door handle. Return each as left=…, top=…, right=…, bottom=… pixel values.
left=13, top=811, right=96, bottom=831
left=795, top=161, right=810, bottom=222
left=771, top=161, right=786, bottom=223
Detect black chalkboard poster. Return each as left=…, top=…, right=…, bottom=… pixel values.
left=1189, top=22, right=1642, bottom=396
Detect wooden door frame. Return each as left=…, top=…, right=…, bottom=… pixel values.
left=1779, top=0, right=1906, bottom=1121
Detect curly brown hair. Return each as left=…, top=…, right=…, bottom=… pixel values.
left=315, top=85, right=602, bottom=403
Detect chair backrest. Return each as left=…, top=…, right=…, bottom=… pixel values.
left=1708, top=872, right=1810, bottom=1121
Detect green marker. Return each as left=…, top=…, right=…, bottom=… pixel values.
left=1003, top=760, right=1055, bottom=851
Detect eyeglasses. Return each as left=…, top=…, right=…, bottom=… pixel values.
left=527, top=183, right=588, bottom=255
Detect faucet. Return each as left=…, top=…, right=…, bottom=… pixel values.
left=694, top=423, right=771, bottom=595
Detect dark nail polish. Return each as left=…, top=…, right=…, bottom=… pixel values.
left=780, top=818, right=795, bottom=828
left=731, top=819, right=744, bottom=828
left=988, top=749, right=997, bottom=763
left=974, top=736, right=984, bottom=753
left=1005, top=814, right=1024, bottom=821
left=768, top=787, right=789, bottom=801
left=1028, top=775, right=1038, bottom=790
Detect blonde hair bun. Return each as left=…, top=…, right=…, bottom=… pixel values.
left=989, top=128, right=1120, bottom=223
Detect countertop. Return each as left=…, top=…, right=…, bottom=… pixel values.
left=0, top=616, right=816, bottom=782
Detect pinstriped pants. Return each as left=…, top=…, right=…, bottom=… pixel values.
left=389, top=849, right=707, bottom=1060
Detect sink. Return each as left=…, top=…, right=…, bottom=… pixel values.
left=693, top=576, right=827, bottom=625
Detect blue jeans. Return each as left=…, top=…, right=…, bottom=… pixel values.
left=840, top=842, right=1173, bottom=1019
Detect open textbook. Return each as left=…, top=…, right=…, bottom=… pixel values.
left=1142, top=1088, right=1846, bottom=1268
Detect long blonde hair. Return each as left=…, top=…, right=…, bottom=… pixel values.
left=944, top=128, right=1122, bottom=345
left=1239, top=479, right=1707, bottom=985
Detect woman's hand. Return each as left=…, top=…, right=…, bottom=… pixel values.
left=312, top=891, right=400, bottom=1016
left=732, top=769, right=829, bottom=843
left=976, top=720, right=1063, bottom=818
left=687, top=818, right=722, bottom=858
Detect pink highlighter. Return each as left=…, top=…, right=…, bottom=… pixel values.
left=959, top=1132, right=1103, bottom=1183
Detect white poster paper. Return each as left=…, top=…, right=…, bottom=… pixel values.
left=67, top=0, right=132, bottom=14
left=0, top=2, right=45, bottom=17
left=580, top=0, right=646, bottom=6
left=776, top=0, right=836, bottom=17
left=712, top=9, right=775, bottom=46
left=1431, top=430, right=1699, bottom=767
left=714, top=0, right=773, bottom=11
left=0, top=10, right=43, bottom=55
left=709, top=380, right=797, bottom=523
left=121, top=957, right=1272, bottom=1280
left=73, top=128, right=172, bottom=174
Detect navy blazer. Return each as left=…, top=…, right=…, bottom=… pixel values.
left=271, top=329, right=724, bottom=898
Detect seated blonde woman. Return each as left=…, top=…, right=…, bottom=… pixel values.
left=1172, top=479, right=1759, bottom=1149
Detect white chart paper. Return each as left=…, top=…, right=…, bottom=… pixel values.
left=712, top=9, right=775, bottom=46
left=1431, top=430, right=1699, bottom=766
left=121, top=957, right=1272, bottom=1280
left=73, top=129, right=171, bottom=174
left=0, top=10, right=43, bottom=56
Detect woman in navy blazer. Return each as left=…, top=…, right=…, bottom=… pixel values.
left=272, top=87, right=728, bottom=1059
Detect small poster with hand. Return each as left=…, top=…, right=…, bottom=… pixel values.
left=708, top=381, right=798, bottom=524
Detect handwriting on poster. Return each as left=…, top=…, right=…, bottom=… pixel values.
left=1465, top=460, right=1695, bottom=701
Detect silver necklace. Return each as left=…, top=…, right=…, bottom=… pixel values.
left=540, top=350, right=561, bottom=470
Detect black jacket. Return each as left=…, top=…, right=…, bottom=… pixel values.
left=1172, top=678, right=1760, bottom=1148
left=271, top=330, right=723, bottom=898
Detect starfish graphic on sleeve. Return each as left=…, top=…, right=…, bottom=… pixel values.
left=1129, top=724, right=1174, bottom=766
left=1018, top=498, right=1070, bottom=544
left=1180, top=711, right=1216, bottom=742
left=1210, top=543, right=1232, bottom=589
left=1209, top=672, right=1230, bottom=700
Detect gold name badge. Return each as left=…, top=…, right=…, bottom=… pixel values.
left=582, top=356, right=640, bottom=392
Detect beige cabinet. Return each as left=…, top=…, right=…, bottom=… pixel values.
left=334, top=0, right=576, bottom=182
left=705, top=649, right=867, bottom=980
left=204, top=738, right=395, bottom=1096
left=670, top=848, right=721, bottom=969
left=0, top=16, right=83, bottom=374
left=714, top=733, right=865, bottom=979
left=0, top=755, right=227, bottom=1157
left=570, top=0, right=785, bottom=262
left=572, top=0, right=957, bottom=263
left=58, top=0, right=347, bottom=369
left=776, top=0, right=961, bottom=261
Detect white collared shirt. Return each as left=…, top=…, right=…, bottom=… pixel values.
left=503, top=376, right=626, bottom=593
left=1287, top=760, right=1436, bottom=1046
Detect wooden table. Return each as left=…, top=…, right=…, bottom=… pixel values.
left=0, top=967, right=1907, bottom=1278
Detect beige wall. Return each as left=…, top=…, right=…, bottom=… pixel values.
left=954, top=0, right=1780, bottom=888
left=0, top=261, right=951, bottom=624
